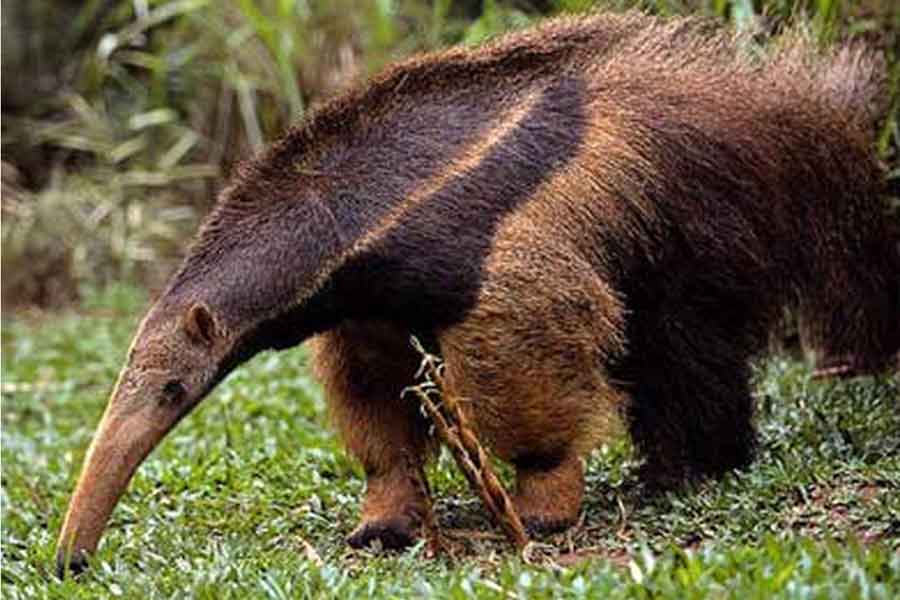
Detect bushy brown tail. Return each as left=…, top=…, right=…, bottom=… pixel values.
left=768, top=32, right=888, bottom=128
left=822, top=44, right=888, bottom=124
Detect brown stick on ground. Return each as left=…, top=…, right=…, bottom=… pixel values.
left=405, top=337, right=530, bottom=551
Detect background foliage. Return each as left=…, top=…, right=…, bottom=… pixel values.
left=2, top=0, right=898, bottom=308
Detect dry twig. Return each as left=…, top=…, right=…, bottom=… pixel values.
left=404, top=337, right=530, bottom=552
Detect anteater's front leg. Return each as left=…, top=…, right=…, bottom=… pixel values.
left=311, top=321, right=434, bottom=550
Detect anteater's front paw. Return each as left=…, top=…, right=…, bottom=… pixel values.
left=346, top=516, right=418, bottom=550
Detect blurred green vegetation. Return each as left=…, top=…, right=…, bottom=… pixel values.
left=2, top=0, right=898, bottom=307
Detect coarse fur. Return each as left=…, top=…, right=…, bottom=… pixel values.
left=57, top=11, right=898, bottom=574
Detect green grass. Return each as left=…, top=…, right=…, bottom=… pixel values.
left=2, top=286, right=899, bottom=598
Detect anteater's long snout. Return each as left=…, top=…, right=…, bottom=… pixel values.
left=55, top=400, right=179, bottom=578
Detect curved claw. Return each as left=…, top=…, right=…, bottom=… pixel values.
left=346, top=516, right=418, bottom=550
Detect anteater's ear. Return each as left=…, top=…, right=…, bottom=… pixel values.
left=183, top=303, right=219, bottom=347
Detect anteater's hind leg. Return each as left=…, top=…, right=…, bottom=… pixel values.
left=618, top=299, right=760, bottom=488
left=439, top=246, right=627, bottom=534
left=311, top=321, right=433, bottom=550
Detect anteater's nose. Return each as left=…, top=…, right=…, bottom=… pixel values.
left=56, top=549, right=89, bottom=579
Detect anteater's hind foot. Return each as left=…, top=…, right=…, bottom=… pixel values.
left=512, top=451, right=584, bottom=535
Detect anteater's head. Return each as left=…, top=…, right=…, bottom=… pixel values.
left=55, top=300, right=231, bottom=577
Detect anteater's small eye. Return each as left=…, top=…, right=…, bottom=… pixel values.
left=162, top=380, right=185, bottom=400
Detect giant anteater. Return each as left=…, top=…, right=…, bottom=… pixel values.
left=56, top=11, right=898, bottom=575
